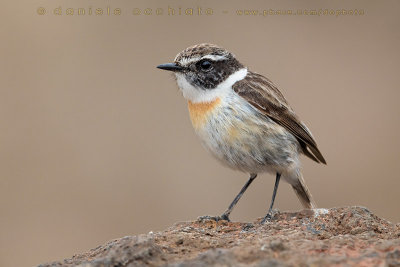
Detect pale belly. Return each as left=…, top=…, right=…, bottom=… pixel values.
left=188, top=92, right=301, bottom=174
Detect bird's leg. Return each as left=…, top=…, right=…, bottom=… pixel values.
left=219, top=173, right=257, bottom=221
left=261, top=172, right=281, bottom=224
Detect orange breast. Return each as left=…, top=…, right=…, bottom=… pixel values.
left=187, top=98, right=221, bottom=129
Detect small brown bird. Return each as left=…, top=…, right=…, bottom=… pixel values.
left=157, top=43, right=326, bottom=223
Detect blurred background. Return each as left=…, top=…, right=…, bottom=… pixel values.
left=1, top=0, right=399, bottom=266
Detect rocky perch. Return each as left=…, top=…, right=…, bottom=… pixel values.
left=40, top=207, right=400, bottom=266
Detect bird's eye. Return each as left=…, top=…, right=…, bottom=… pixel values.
left=199, top=60, right=212, bottom=71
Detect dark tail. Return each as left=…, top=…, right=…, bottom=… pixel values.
left=291, top=173, right=317, bottom=209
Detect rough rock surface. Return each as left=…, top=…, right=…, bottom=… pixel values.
left=39, top=207, right=400, bottom=266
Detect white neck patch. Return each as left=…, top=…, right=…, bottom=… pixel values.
left=175, top=68, right=248, bottom=103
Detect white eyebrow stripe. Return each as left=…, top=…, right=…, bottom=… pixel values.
left=201, top=55, right=228, bottom=61
left=178, top=54, right=228, bottom=66
left=179, top=56, right=201, bottom=66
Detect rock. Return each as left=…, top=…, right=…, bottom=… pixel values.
left=38, top=206, right=400, bottom=267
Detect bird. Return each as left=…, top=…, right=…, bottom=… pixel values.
left=157, top=43, right=326, bottom=223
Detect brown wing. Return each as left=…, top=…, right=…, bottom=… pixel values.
left=233, top=71, right=326, bottom=164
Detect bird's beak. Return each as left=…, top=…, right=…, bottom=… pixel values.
left=156, top=63, right=183, bottom=72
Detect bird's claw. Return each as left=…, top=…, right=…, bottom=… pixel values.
left=197, top=214, right=230, bottom=222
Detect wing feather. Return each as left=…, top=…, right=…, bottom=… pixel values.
left=233, top=71, right=326, bottom=164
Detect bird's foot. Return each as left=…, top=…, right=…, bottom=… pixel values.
left=197, top=214, right=230, bottom=222
left=260, top=209, right=279, bottom=224
left=260, top=213, right=272, bottom=224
